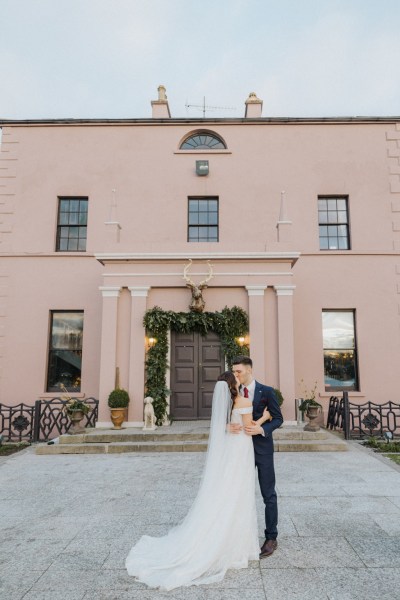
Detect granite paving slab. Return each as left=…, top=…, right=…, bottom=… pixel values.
left=315, top=567, right=400, bottom=599
left=345, top=535, right=400, bottom=567
left=1, top=444, right=399, bottom=599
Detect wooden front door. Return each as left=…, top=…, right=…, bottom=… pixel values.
left=170, top=331, right=225, bottom=420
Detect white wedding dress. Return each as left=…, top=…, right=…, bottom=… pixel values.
left=125, top=381, right=259, bottom=591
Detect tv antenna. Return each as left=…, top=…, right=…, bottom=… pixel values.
left=185, top=96, right=236, bottom=118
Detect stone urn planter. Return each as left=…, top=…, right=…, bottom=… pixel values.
left=62, top=393, right=91, bottom=435
left=304, top=404, right=321, bottom=432
left=298, top=392, right=322, bottom=433
left=67, top=409, right=86, bottom=434
left=108, top=388, right=130, bottom=430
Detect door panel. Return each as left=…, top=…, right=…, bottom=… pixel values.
left=170, top=330, right=225, bottom=420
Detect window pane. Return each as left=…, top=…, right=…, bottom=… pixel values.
left=69, top=227, right=79, bottom=238
left=322, top=311, right=355, bottom=349
left=69, top=212, right=78, bottom=225
left=338, top=236, right=349, bottom=249
left=324, top=350, right=357, bottom=390
left=188, top=227, right=199, bottom=240
left=208, top=212, right=218, bottom=225
left=60, top=200, right=70, bottom=211
left=319, top=211, right=328, bottom=224
left=79, top=212, right=88, bottom=225
left=78, top=238, right=87, bottom=251
left=79, top=227, right=87, bottom=239
left=59, top=212, right=68, bottom=225
left=70, top=200, right=79, bottom=212
left=328, top=225, right=338, bottom=237
left=208, top=227, right=218, bottom=239
left=189, top=200, right=198, bottom=211
left=198, top=200, right=208, bottom=211
left=80, top=200, right=88, bottom=212
left=328, top=211, right=338, bottom=223
left=68, top=238, right=78, bottom=251
left=337, top=199, right=347, bottom=211
left=208, top=199, right=218, bottom=211
left=337, top=211, right=348, bottom=223
left=59, top=238, right=68, bottom=251
left=319, top=226, right=328, bottom=236
left=319, top=237, right=329, bottom=250
left=327, top=199, right=337, bottom=210
left=188, top=213, right=199, bottom=225
left=199, top=212, right=208, bottom=225
left=318, top=199, right=327, bottom=210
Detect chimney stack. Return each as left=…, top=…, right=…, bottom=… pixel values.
left=244, top=92, right=263, bottom=118
left=151, top=85, right=171, bottom=118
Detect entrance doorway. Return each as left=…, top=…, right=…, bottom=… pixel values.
left=170, top=331, right=225, bottom=420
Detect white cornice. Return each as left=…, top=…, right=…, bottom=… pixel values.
left=95, top=251, right=301, bottom=264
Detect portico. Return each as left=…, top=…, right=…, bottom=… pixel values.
left=95, top=252, right=299, bottom=427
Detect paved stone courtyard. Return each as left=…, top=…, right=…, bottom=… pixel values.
left=1, top=441, right=400, bottom=599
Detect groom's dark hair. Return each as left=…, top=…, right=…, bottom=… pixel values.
left=232, top=355, right=253, bottom=367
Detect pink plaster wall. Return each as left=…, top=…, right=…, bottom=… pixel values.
left=0, top=117, right=399, bottom=424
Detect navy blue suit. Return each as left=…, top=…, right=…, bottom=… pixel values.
left=252, top=381, right=283, bottom=540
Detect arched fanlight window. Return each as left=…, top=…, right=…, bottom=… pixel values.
left=180, top=131, right=226, bottom=150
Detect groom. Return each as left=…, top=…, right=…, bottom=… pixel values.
left=231, top=355, right=283, bottom=558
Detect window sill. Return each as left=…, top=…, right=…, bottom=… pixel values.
left=39, top=393, right=86, bottom=399
left=319, top=392, right=365, bottom=398
left=174, top=150, right=232, bottom=155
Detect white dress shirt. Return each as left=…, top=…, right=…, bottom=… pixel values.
left=241, top=379, right=265, bottom=437
left=242, top=379, right=256, bottom=401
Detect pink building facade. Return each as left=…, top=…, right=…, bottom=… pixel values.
left=1, top=89, right=399, bottom=426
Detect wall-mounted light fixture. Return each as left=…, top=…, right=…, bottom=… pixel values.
left=236, top=336, right=246, bottom=347
left=196, top=160, right=209, bottom=176
left=148, top=337, right=157, bottom=348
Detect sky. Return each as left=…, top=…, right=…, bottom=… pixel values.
left=0, top=0, right=399, bottom=120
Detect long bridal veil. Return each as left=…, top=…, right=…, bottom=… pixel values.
left=126, top=380, right=258, bottom=590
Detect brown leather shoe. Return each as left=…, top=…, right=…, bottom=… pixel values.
left=259, top=539, right=278, bottom=558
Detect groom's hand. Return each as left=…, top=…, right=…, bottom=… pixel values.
left=244, top=423, right=264, bottom=436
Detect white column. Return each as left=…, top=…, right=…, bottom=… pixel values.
left=97, top=286, right=121, bottom=426
left=127, top=286, right=150, bottom=426
left=274, top=285, right=296, bottom=420
left=246, top=286, right=267, bottom=383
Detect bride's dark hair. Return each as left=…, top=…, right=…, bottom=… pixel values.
left=217, top=371, right=238, bottom=404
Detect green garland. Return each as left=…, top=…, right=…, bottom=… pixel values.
left=143, top=306, right=249, bottom=425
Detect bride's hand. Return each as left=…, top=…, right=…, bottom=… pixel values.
left=262, top=408, right=272, bottom=421
left=227, top=423, right=242, bottom=434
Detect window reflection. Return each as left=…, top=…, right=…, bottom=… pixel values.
left=47, top=312, right=83, bottom=392
left=322, top=310, right=358, bottom=391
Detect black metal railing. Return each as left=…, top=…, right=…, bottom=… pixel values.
left=327, top=392, right=400, bottom=440
left=0, top=397, right=99, bottom=443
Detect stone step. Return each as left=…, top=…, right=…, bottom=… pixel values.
left=36, top=441, right=208, bottom=455
left=59, top=431, right=209, bottom=444
left=35, top=433, right=348, bottom=455
left=58, top=427, right=328, bottom=445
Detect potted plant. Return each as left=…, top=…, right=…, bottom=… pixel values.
left=108, top=388, right=130, bottom=429
left=62, top=385, right=92, bottom=434
left=298, top=380, right=322, bottom=432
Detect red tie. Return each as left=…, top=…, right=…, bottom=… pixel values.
left=244, top=387, right=249, bottom=398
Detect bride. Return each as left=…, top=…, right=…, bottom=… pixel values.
left=125, top=371, right=271, bottom=591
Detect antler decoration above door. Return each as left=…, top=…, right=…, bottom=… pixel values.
left=182, top=259, right=214, bottom=313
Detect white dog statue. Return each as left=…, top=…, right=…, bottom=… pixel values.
left=143, top=396, right=157, bottom=431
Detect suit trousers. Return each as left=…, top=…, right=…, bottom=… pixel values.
left=255, top=452, right=278, bottom=540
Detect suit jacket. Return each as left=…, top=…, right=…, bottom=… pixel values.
left=252, top=381, right=283, bottom=455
